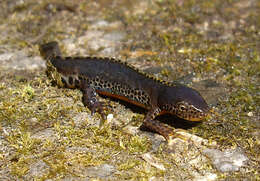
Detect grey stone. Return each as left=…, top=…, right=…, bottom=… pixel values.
left=203, top=148, right=248, bottom=172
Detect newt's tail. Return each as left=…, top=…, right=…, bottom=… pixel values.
left=39, top=41, right=61, bottom=60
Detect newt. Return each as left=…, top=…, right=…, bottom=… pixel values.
left=39, top=41, right=209, bottom=140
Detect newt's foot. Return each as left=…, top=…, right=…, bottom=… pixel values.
left=82, top=87, right=106, bottom=120
left=142, top=117, right=190, bottom=143
left=141, top=107, right=192, bottom=143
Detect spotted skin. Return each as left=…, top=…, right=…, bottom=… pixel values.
left=39, top=41, right=209, bottom=141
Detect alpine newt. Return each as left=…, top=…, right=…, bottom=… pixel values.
left=39, top=41, right=209, bottom=140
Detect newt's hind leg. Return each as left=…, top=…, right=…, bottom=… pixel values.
left=81, top=83, right=106, bottom=119
left=141, top=107, right=184, bottom=141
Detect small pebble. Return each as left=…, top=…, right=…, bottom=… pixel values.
left=107, top=114, right=113, bottom=123
left=247, top=112, right=253, bottom=117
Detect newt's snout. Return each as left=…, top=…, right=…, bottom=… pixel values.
left=174, top=101, right=209, bottom=121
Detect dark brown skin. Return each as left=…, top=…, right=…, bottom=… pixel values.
left=39, top=41, right=209, bottom=140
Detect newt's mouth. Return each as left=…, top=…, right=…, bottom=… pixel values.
left=177, top=108, right=210, bottom=122
left=188, top=117, right=204, bottom=121
left=186, top=108, right=211, bottom=121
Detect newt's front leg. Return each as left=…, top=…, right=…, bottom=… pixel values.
left=142, top=107, right=181, bottom=141
left=81, top=82, right=106, bottom=119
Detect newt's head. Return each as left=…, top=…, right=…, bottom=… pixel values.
left=159, top=85, right=209, bottom=121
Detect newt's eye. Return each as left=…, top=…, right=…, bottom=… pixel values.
left=179, top=105, right=186, bottom=111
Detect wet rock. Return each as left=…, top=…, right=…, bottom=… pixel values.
left=0, top=51, right=45, bottom=70
left=203, top=148, right=248, bottom=172
left=92, top=20, right=110, bottom=28
left=168, top=130, right=217, bottom=147
left=61, top=164, right=116, bottom=180
left=81, top=20, right=125, bottom=56
left=26, top=160, right=49, bottom=179
left=79, top=30, right=125, bottom=56
left=123, top=125, right=139, bottom=136
left=31, top=128, right=56, bottom=141
left=0, top=135, right=11, bottom=162
left=84, top=164, right=116, bottom=178
left=163, top=131, right=218, bottom=180
left=72, top=112, right=100, bottom=128
left=141, top=153, right=165, bottom=170
left=150, top=134, right=165, bottom=152
left=103, top=31, right=126, bottom=42
left=193, top=173, right=218, bottom=181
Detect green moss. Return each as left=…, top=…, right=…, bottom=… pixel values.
left=118, top=159, right=141, bottom=171
left=21, top=85, right=35, bottom=102
left=126, top=136, right=151, bottom=154
left=10, top=156, right=31, bottom=177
